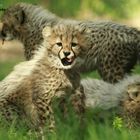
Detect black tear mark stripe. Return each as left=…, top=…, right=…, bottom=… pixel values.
left=58, top=44, right=63, bottom=59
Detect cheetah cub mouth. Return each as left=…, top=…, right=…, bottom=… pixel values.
left=61, top=57, right=75, bottom=66
left=60, top=45, right=77, bottom=66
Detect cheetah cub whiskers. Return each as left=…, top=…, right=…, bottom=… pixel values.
left=0, top=23, right=89, bottom=137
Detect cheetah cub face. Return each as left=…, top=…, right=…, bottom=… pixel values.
left=42, top=24, right=89, bottom=69
left=0, top=7, right=26, bottom=41
left=123, top=83, right=140, bottom=113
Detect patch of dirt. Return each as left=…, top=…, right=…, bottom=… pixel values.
left=0, top=40, right=24, bottom=62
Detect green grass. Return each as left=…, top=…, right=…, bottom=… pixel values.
left=0, top=60, right=140, bottom=140
left=0, top=60, right=22, bottom=80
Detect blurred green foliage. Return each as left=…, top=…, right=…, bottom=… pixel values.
left=0, top=0, right=38, bottom=7
left=82, top=0, right=140, bottom=19
left=0, top=0, right=140, bottom=19
left=47, top=0, right=81, bottom=17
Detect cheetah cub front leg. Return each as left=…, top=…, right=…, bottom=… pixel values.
left=70, top=86, right=85, bottom=116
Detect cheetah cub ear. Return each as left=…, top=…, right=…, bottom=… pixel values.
left=13, top=8, right=26, bottom=25
left=42, top=26, right=52, bottom=38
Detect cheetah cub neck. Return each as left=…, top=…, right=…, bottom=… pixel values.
left=41, top=24, right=89, bottom=69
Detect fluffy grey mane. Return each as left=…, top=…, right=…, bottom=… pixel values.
left=81, top=75, right=140, bottom=110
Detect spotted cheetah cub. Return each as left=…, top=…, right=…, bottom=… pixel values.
left=0, top=23, right=89, bottom=134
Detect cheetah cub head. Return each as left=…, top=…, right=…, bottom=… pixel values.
left=42, top=23, right=89, bottom=69
left=0, top=5, right=26, bottom=41
left=127, top=83, right=140, bottom=101
left=123, top=83, right=140, bottom=114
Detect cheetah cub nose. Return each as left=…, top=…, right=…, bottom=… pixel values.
left=63, top=51, right=71, bottom=57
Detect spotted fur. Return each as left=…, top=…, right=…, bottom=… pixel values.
left=79, top=21, right=140, bottom=83
left=0, top=23, right=89, bottom=135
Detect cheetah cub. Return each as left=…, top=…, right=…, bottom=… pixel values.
left=0, top=23, right=89, bottom=134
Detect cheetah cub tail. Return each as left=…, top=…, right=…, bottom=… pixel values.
left=81, top=75, right=140, bottom=110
